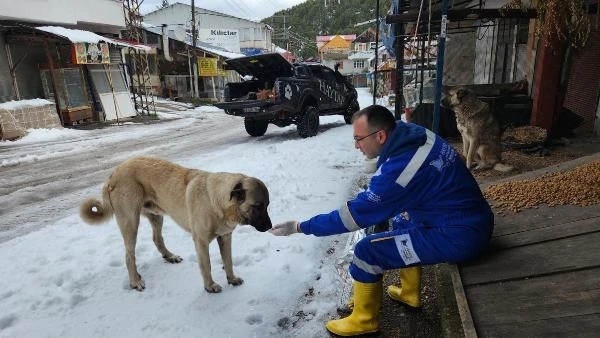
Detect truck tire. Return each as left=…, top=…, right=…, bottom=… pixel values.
left=297, top=106, right=319, bottom=138
left=244, top=118, right=269, bottom=137
left=344, top=99, right=360, bottom=124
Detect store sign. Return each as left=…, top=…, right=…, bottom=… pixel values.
left=72, top=42, right=110, bottom=64
left=198, top=29, right=240, bottom=53
left=198, top=57, right=225, bottom=77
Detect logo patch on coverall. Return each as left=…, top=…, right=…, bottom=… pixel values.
left=395, top=234, right=421, bottom=265
left=365, top=189, right=381, bottom=203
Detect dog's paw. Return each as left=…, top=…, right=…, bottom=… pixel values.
left=163, top=254, right=183, bottom=263
left=228, top=276, right=244, bottom=286
left=205, top=282, right=223, bottom=293
left=130, top=277, right=146, bottom=291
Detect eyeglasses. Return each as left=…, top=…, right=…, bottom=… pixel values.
left=353, top=129, right=382, bottom=143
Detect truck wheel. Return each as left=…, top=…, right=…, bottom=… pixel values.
left=297, top=106, right=319, bottom=138
left=244, top=118, right=269, bottom=137
left=344, top=99, right=360, bottom=124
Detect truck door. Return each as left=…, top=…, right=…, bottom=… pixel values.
left=320, top=66, right=344, bottom=110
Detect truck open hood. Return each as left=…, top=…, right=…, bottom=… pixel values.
left=223, top=53, right=294, bottom=80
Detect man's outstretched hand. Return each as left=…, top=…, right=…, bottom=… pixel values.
left=269, top=221, right=300, bottom=236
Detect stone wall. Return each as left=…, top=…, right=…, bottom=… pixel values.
left=0, top=99, right=62, bottom=141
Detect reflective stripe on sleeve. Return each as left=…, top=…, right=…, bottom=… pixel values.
left=338, top=203, right=361, bottom=232
left=396, top=129, right=436, bottom=187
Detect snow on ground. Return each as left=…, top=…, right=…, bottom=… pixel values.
left=0, top=88, right=394, bottom=338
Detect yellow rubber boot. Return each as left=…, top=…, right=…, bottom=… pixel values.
left=336, top=296, right=354, bottom=315
left=386, top=266, right=421, bottom=308
left=326, top=280, right=382, bottom=336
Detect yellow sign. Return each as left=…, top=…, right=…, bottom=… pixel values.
left=198, top=57, right=225, bottom=76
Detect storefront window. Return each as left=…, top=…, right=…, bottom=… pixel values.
left=63, top=68, right=87, bottom=107
left=88, top=65, right=128, bottom=93
left=40, top=67, right=88, bottom=109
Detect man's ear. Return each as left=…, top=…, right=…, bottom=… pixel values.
left=230, top=182, right=246, bottom=202
left=377, top=129, right=388, bottom=144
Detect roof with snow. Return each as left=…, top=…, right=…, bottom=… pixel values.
left=0, top=99, right=54, bottom=110
left=348, top=50, right=375, bottom=60
left=35, top=26, right=151, bottom=52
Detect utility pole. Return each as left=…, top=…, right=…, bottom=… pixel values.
left=373, top=0, right=380, bottom=105
left=283, top=15, right=289, bottom=51
left=271, top=15, right=290, bottom=52
left=394, top=0, right=405, bottom=120
left=191, top=0, right=198, bottom=98
left=432, top=0, right=448, bottom=134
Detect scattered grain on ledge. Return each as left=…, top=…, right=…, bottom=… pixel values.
left=484, top=160, right=600, bottom=212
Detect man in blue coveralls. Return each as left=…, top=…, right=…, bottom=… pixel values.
left=270, top=104, right=494, bottom=336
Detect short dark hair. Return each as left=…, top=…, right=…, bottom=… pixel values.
left=352, top=104, right=396, bottom=132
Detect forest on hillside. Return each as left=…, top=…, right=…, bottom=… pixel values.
left=261, top=0, right=393, bottom=59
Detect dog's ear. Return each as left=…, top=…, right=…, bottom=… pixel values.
left=456, top=88, right=468, bottom=99
left=230, top=182, right=246, bottom=202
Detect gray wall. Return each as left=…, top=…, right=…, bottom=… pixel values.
left=10, top=41, right=47, bottom=100
left=143, top=3, right=272, bottom=51
left=474, top=19, right=529, bottom=85
left=444, top=31, right=476, bottom=85
left=0, top=34, right=15, bottom=102
left=493, top=19, right=518, bottom=84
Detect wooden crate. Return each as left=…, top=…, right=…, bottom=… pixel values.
left=61, top=106, right=92, bottom=125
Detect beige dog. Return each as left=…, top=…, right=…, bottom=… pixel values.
left=442, top=87, right=513, bottom=172
left=80, top=156, right=272, bottom=292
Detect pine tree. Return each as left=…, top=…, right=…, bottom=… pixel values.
left=262, top=0, right=392, bottom=59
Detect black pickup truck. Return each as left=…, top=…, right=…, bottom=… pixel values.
left=214, top=53, right=359, bottom=138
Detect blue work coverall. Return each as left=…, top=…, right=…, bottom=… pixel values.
left=298, top=121, right=494, bottom=282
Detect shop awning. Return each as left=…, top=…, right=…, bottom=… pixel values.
left=35, top=26, right=151, bottom=52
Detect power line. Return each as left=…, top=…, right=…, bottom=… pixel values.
left=223, top=0, right=255, bottom=21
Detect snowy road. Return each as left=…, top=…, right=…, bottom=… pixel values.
left=0, top=111, right=260, bottom=242
left=0, top=101, right=363, bottom=242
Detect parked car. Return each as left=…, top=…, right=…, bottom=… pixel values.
left=214, top=53, right=359, bottom=137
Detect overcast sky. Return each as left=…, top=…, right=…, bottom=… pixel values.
left=140, top=0, right=307, bottom=21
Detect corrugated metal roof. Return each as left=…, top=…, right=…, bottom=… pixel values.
left=35, top=26, right=151, bottom=52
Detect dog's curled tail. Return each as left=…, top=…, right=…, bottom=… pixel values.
left=493, top=162, right=514, bottom=172
left=80, top=197, right=113, bottom=225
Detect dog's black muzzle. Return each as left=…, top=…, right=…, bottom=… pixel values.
left=440, top=94, right=451, bottom=108
left=250, top=214, right=272, bottom=232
